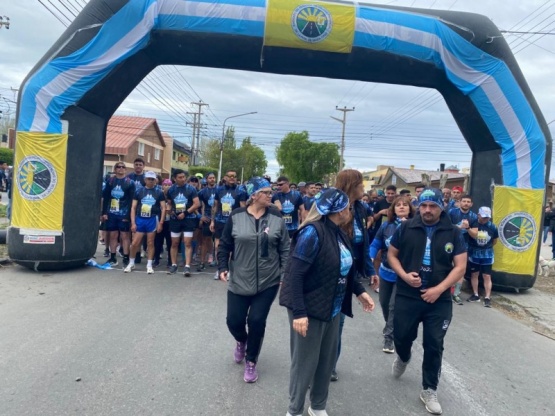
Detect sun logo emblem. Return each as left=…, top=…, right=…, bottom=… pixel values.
left=291, top=5, right=333, bottom=43
left=498, top=211, right=536, bottom=252
left=17, top=156, right=58, bottom=201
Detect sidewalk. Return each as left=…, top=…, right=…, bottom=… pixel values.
left=491, top=241, right=555, bottom=339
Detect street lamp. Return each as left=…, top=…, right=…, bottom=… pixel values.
left=218, top=112, right=257, bottom=182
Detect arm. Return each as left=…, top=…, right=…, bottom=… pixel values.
left=130, top=199, right=138, bottom=233
left=210, top=200, right=219, bottom=232
left=421, top=252, right=467, bottom=303
left=189, top=196, right=201, bottom=214
left=387, top=245, right=422, bottom=288
left=158, top=201, right=166, bottom=232
left=467, top=227, right=479, bottom=239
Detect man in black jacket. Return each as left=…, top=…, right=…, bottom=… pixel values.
left=387, top=188, right=467, bottom=415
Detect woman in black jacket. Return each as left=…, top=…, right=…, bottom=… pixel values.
left=280, top=188, right=374, bottom=416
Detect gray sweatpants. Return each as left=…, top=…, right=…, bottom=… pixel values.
left=287, top=310, right=340, bottom=415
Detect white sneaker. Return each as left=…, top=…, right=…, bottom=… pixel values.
left=214, top=271, right=220, bottom=280
left=308, top=408, right=328, bottom=416
left=286, top=412, right=302, bottom=416
left=420, top=388, right=442, bottom=414
left=147, top=266, right=154, bottom=274
left=124, top=264, right=135, bottom=273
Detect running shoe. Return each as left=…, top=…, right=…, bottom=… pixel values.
left=244, top=361, right=258, bottom=383
left=420, top=388, right=442, bottom=415
left=330, top=370, right=338, bottom=382
left=392, top=356, right=409, bottom=379
left=196, top=263, right=205, bottom=272
left=467, top=294, right=480, bottom=302
left=123, top=264, right=135, bottom=273
left=484, top=298, right=492, bottom=308
left=452, top=295, right=464, bottom=305
left=308, top=408, right=329, bottom=416
left=383, top=339, right=395, bottom=354
left=104, top=258, right=118, bottom=267
left=183, top=266, right=191, bottom=277
left=146, top=266, right=154, bottom=275
left=234, top=341, right=246, bottom=363
left=167, top=264, right=178, bottom=275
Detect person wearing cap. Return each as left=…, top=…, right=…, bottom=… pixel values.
left=280, top=188, right=374, bottom=416
left=387, top=187, right=467, bottom=415
left=153, top=178, right=174, bottom=268
left=217, top=177, right=290, bottom=384
left=467, top=207, right=499, bottom=307
left=166, top=169, right=201, bottom=276
left=125, top=171, right=166, bottom=274
left=297, top=181, right=307, bottom=196
left=447, top=186, right=463, bottom=210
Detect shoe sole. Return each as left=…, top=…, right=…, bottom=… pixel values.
left=383, top=348, right=395, bottom=354
left=244, top=376, right=258, bottom=383
left=420, top=395, right=443, bottom=415
left=184, top=271, right=191, bottom=277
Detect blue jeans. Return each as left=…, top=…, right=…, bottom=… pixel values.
left=543, top=226, right=550, bottom=243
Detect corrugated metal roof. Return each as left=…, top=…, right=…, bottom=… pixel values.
left=105, top=116, right=163, bottom=155
left=389, top=167, right=466, bottom=184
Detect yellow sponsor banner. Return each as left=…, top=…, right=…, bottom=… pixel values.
left=264, top=0, right=356, bottom=53
left=12, top=132, right=68, bottom=232
left=492, top=186, right=543, bottom=276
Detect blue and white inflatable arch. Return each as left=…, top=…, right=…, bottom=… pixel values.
left=11, top=0, right=551, bottom=289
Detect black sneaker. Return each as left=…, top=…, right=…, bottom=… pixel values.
left=196, top=263, right=205, bottom=272
left=122, top=256, right=130, bottom=267
left=383, top=339, right=395, bottom=354
left=167, top=264, right=178, bottom=275
left=452, top=295, right=464, bottom=305
left=467, top=294, right=480, bottom=302
left=184, top=266, right=191, bottom=277
left=104, top=258, right=118, bottom=267
left=103, top=249, right=110, bottom=258
left=484, top=298, right=492, bottom=308
left=330, top=370, right=338, bottom=382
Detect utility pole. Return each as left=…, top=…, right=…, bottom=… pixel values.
left=186, top=112, right=197, bottom=166
left=330, top=106, right=354, bottom=171
left=190, top=101, right=208, bottom=166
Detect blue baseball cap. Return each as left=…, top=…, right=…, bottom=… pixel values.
left=418, top=187, right=444, bottom=210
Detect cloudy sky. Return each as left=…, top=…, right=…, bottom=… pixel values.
left=0, top=0, right=554, bottom=179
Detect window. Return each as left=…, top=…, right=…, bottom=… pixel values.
left=155, top=148, right=160, bottom=160
left=147, top=153, right=151, bottom=163
left=173, top=151, right=176, bottom=160
left=138, top=142, right=145, bottom=156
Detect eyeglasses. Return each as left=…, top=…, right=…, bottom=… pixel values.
left=258, top=190, right=272, bottom=196
left=227, top=175, right=236, bottom=178
left=276, top=183, right=285, bottom=186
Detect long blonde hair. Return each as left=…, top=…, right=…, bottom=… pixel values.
left=299, top=203, right=322, bottom=230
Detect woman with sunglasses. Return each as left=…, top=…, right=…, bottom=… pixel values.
left=217, top=177, right=290, bottom=384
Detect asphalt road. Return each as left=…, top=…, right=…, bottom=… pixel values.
left=1, top=258, right=554, bottom=416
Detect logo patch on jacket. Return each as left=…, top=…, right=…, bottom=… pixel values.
left=442, top=320, right=450, bottom=330
left=444, top=242, right=454, bottom=253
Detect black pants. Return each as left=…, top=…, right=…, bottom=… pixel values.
left=154, top=221, right=171, bottom=263
left=226, top=284, right=279, bottom=363
left=393, top=295, right=453, bottom=390
left=379, top=278, right=396, bottom=341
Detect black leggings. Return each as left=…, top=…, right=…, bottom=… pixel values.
left=154, top=221, right=171, bottom=262
left=226, top=285, right=279, bottom=363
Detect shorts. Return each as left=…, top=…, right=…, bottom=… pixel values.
left=214, top=221, right=226, bottom=239
left=202, top=222, right=213, bottom=237
left=170, top=217, right=198, bottom=235
left=136, top=216, right=158, bottom=233
left=105, top=215, right=131, bottom=232
left=469, top=259, right=493, bottom=275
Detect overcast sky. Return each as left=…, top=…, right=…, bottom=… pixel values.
left=0, top=0, right=554, bottom=179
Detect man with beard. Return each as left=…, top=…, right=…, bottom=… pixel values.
left=388, top=188, right=466, bottom=415
left=272, top=176, right=305, bottom=238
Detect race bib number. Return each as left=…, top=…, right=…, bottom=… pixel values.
left=110, top=198, right=120, bottom=213
left=283, top=215, right=293, bottom=224
left=222, top=202, right=232, bottom=217
left=175, top=203, right=185, bottom=213
left=140, top=204, right=152, bottom=218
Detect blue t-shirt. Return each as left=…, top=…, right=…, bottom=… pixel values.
left=369, top=219, right=402, bottom=282
left=134, top=186, right=165, bottom=218
left=102, top=176, right=136, bottom=218
left=126, top=172, right=145, bottom=188
left=272, top=190, right=304, bottom=232
left=198, top=186, right=217, bottom=218
left=468, top=220, right=499, bottom=262
left=167, top=184, right=198, bottom=219
left=214, top=185, right=247, bottom=224
left=293, top=225, right=352, bottom=319
left=448, top=207, right=478, bottom=249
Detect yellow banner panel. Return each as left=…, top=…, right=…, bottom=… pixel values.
left=265, top=0, right=356, bottom=53
left=12, top=132, right=68, bottom=232
left=492, top=186, right=543, bottom=276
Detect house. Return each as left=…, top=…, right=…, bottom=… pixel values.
left=362, top=165, right=393, bottom=191
left=376, top=166, right=468, bottom=193
left=104, top=116, right=166, bottom=176
left=171, top=139, right=191, bottom=174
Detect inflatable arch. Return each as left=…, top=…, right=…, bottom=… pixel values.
left=11, top=0, right=551, bottom=288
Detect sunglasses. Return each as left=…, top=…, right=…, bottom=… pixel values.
left=115, top=165, right=125, bottom=169
left=227, top=175, right=237, bottom=178
left=276, top=183, right=285, bottom=186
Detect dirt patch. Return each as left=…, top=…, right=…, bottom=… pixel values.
left=535, top=270, right=555, bottom=295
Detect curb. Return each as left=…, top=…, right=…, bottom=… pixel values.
left=492, top=293, right=555, bottom=340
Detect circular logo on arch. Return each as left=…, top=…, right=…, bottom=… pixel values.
left=498, top=211, right=537, bottom=252
left=17, top=156, right=58, bottom=201
left=291, top=5, right=333, bottom=44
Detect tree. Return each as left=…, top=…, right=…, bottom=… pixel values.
left=276, top=131, right=340, bottom=182
left=201, top=127, right=267, bottom=181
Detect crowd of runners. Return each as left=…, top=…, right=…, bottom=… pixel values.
left=99, top=160, right=500, bottom=416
